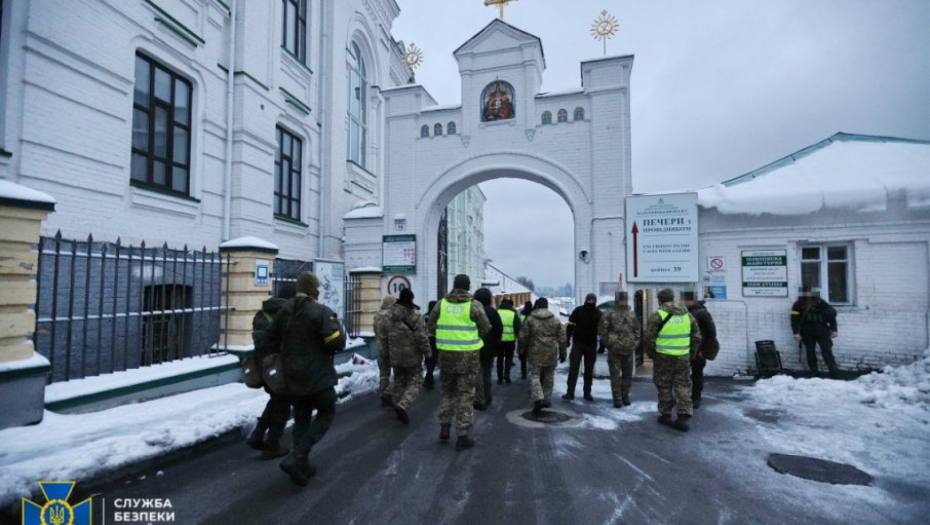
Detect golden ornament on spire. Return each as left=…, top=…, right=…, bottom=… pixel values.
left=591, top=9, right=619, bottom=55
left=485, top=0, right=517, bottom=20
left=403, top=42, right=423, bottom=70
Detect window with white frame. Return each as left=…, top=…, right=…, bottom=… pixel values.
left=281, top=0, right=308, bottom=63
left=275, top=126, right=302, bottom=221
left=347, top=42, right=367, bottom=167
left=800, top=244, right=852, bottom=304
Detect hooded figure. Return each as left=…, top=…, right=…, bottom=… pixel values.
left=374, top=295, right=398, bottom=407
left=563, top=293, right=603, bottom=401
left=246, top=283, right=296, bottom=459
left=423, top=300, right=439, bottom=390
left=598, top=291, right=641, bottom=408
left=264, top=271, right=345, bottom=486
left=644, top=288, right=701, bottom=433
left=519, top=297, right=567, bottom=414
left=473, top=288, right=503, bottom=410
left=384, top=288, right=431, bottom=424
left=496, top=299, right=522, bottom=384
left=426, top=274, right=492, bottom=451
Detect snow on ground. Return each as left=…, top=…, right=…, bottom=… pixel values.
left=0, top=355, right=380, bottom=509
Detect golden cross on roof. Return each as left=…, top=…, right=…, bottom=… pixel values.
left=485, top=0, right=517, bottom=20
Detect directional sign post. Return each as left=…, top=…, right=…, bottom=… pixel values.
left=625, top=193, right=699, bottom=283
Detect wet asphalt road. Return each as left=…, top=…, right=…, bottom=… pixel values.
left=95, top=371, right=927, bottom=525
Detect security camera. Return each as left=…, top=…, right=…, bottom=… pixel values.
left=579, top=250, right=590, bottom=262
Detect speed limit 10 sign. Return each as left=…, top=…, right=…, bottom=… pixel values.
left=386, top=275, right=411, bottom=296
left=707, top=256, right=726, bottom=272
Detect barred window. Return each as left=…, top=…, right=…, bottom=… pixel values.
left=275, top=126, right=303, bottom=221
left=420, top=125, right=429, bottom=138
left=574, top=107, right=585, bottom=121
left=434, top=123, right=443, bottom=136
left=541, top=111, right=552, bottom=125
left=557, top=109, right=568, bottom=123
left=447, top=122, right=457, bottom=135
left=131, top=53, right=192, bottom=195
left=281, top=0, right=308, bottom=63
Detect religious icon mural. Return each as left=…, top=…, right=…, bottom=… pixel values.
left=481, top=81, right=516, bottom=122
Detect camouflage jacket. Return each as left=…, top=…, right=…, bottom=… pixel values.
left=643, top=302, right=701, bottom=360
left=426, top=289, right=492, bottom=374
left=519, top=308, right=567, bottom=367
left=385, top=302, right=431, bottom=367
left=373, top=296, right=396, bottom=360
left=598, top=304, right=641, bottom=356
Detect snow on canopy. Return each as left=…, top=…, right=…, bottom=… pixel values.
left=697, top=133, right=930, bottom=215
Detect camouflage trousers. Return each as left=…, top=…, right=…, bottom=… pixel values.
left=378, top=352, right=392, bottom=399
left=392, top=366, right=423, bottom=411
left=607, top=351, right=634, bottom=403
left=653, top=353, right=693, bottom=416
left=438, top=364, right=479, bottom=434
left=528, top=364, right=556, bottom=403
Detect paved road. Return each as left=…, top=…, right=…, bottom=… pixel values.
left=96, top=368, right=925, bottom=525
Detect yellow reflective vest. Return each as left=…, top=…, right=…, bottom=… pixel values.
left=435, top=299, right=483, bottom=351
left=499, top=309, right=516, bottom=342
left=656, top=310, right=691, bottom=356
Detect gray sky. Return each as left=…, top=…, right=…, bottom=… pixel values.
left=393, top=0, right=930, bottom=288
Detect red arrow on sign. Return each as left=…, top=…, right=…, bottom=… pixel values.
left=631, top=221, right=639, bottom=278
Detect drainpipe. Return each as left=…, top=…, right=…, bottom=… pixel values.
left=316, top=0, right=329, bottom=258
left=222, top=0, right=238, bottom=242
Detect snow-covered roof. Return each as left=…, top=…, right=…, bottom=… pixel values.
left=421, top=104, right=461, bottom=112
left=219, top=236, right=278, bottom=251
left=0, top=180, right=56, bottom=206
left=343, top=201, right=384, bottom=219
left=535, top=88, right=584, bottom=98
left=697, top=133, right=930, bottom=215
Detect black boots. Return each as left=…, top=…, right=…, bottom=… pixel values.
left=246, top=417, right=267, bottom=450
left=381, top=395, right=394, bottom=408
left=658, top=414, right=673, bottom=427
left=261, top=444, right=288, bottom=460
left=583, top=393, right=594, bottom=402
left=561, top=393, right=574, bottom=401
left=532, top=400, right=545, bottom=414
left=395, top=406, right=410, bottom=425
left=613, top=401, right=623, bottom=409
left=439, top=424, right=451, bottom=442
left=424, top=375, right=435, bottom=390
left=658, top=414, right=690, bottom=432
left=622, top=396, right=631, bottom=406
left=280, top=451, right=316, bottom=486
left=455, top=435, right=476, bottom=451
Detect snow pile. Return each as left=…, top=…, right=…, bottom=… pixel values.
left=738, top=350, right=930, bottom=486
left=0, top=356, right=380, bottom=509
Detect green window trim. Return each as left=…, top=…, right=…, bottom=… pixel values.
left=131, top=180, right=202, bottom=203
left=0, top=148, right=12, bottom=158
left=144, top=0, right=205, bottom=46
left=279, top=87, right=312, bottom=115
left=274, top=214, right=309, bottom=228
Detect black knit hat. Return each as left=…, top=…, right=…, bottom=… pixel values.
left=296, top=271, right=320, bottom=297
left=398, top=288, right=415, bottom=304
left=277, top=283, right=297, bottom=300
left=453, top=274, right=471, bottom=291
left=658, top=288, right=675, bottom=304
left=474, top=287, right=492, bottom=306
left=535, top=297, right=548, bottom=309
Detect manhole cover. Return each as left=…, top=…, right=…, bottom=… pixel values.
left=521, top=410, right=572, bottom=424
left=767, top=454, right=873, bottom=486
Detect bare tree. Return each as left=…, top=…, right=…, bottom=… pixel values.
left=515, top=276, right=535, bottom=291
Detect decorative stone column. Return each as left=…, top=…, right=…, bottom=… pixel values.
left=218, top=237, right=278, bottom=357
left=0, top=181, right=55, bottom=428
left=351, top=268, right=384, bottom=335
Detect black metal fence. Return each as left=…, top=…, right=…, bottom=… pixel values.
left=35, top=232, right=231, bottom=383
left=271, top=257, right=313, bottom=298
left=344, top=272, right=361, bottom=338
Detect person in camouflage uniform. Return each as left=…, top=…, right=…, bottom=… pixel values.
left=519, top=298, right=567, bottom=414
left=374, top=295, right=396, bottom=407
left=383, top=288, right=431, bottom=425
left=426, top=275, right=491, bottom=451
left=644, top=289, right=701, bottom=432
left=598, top=291, right=641, bottom=408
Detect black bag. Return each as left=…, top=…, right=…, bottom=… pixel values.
left=242, top=311, right=274, bottom=388
left=261, top=301, right=301, bottom=395
left=704, top=338, right=721, bottom=361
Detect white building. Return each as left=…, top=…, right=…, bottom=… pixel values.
left=445, top=186, right=486, bottom=293
left=692, top=133, right=930, bottom=376
left=0, top=0, right=411, bottom=262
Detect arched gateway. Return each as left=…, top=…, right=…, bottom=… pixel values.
left=344, top=20, right=633, bottom=302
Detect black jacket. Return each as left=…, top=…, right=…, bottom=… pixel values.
left=567, top=304, right=602, bottom=346
left=791, top=298, right=838, bottom=336
left=265, top=295, right=346, bottom=396
left=687, top=302, right=717, bottom=352
left=252, top=297, right=289, bottom=364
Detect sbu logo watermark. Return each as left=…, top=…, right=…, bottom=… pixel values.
left=21, top=481, right=92, bottom=525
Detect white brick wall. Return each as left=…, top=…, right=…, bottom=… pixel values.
left=699, top=206, right=930, bottom=376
